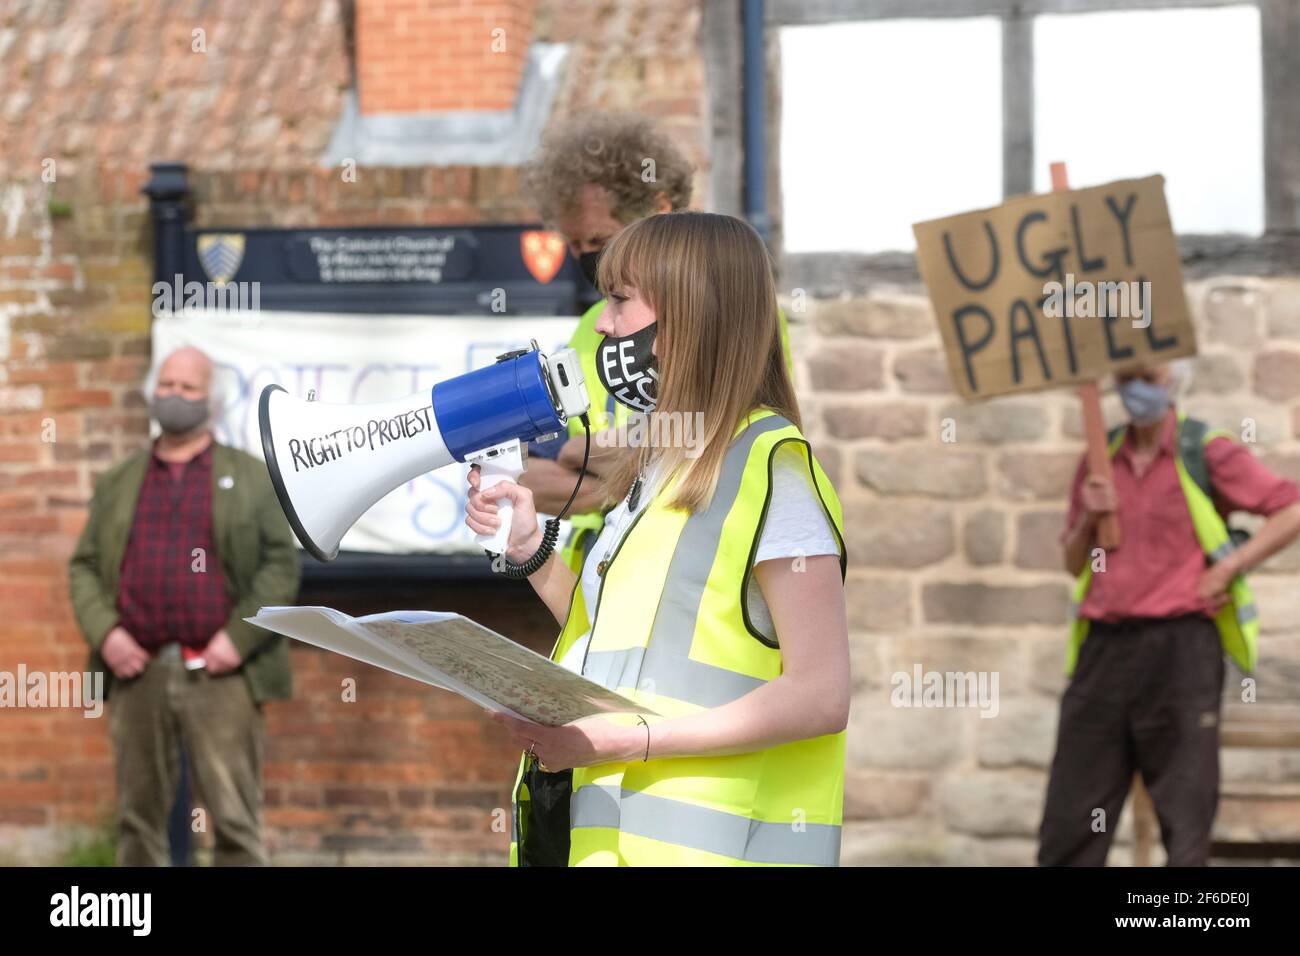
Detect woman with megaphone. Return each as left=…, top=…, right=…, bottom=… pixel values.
left=466, top=211, right=850, bottom=867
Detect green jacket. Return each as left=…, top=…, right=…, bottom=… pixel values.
left=68, top=441, right=301, bottom=704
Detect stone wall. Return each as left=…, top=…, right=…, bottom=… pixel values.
left=785, top=277, right=1300, bottom=864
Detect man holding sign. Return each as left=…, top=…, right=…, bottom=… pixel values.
left=915, top=176, right=1300, bottom=865
left=1041, top=360, right=1300, bottom=866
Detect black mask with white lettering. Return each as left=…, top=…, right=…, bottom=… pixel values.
left=596, top=322, right=658, bottom=413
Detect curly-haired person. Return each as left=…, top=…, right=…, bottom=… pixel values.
left=518, top=113, right=792, bottom=576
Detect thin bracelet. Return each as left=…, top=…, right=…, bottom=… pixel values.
left=636, top=715, right=650, bottom=761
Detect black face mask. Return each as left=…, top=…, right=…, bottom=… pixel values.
left=577, top=249, right=602, bottom=288
left=596, top=322, right=658, bottom=413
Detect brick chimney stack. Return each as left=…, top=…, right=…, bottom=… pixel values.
left=355, top=0, right=537, bottom=114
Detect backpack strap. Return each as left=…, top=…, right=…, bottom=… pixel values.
left=1177, top=416, right=1214, bottom=500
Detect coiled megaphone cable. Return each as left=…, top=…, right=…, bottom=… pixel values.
left=488, top=413, right=592, bottom=578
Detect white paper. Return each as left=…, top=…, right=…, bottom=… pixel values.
left=248, top=606, right=656, bottom=727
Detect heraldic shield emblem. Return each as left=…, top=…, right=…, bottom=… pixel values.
left=197, top=233, right=246, bottom=286
left=520, top=230, right=566, bottom=284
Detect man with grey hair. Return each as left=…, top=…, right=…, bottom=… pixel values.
left=1040, top=358, right=1300, bottom=866
left=69, top=346, right=300, bottom=865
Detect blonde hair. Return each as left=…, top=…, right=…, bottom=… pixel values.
left=595, top=211, right=800, bottom=514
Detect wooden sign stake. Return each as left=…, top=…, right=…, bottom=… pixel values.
left=1051, top=161, right=1121, bottom=551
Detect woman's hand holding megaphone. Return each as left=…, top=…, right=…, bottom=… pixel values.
left=467, top=464, right=542, bottom=563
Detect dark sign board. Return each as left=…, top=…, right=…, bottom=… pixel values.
left=178, top=224, right=589, bottom=314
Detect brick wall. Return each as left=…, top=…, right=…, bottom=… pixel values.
left=0, top=166, right=561, bottom=865
left=532, top=0, right=710, bottom=204
left=788, top=279, right=1300, bottom=865
left=1, top=169, right=154, bottom=861
left=355, top=0, right=537, bottom=114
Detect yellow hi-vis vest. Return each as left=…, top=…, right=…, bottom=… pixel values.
left=1066, top=413, right=1259, bottom=677
left=557, top=300, right=796, bottom=576
left=511, top=407, right=847, bottom=866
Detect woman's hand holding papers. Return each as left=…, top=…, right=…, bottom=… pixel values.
left=490, top=711, right=643, bottom=772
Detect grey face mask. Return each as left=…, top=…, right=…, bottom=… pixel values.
left=151, top=394, right=210, bottom=434
left=1118, top=378, right=1169, bottom=426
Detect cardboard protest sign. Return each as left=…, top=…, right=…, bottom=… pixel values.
left=912, top=175, right=1196, bottom=401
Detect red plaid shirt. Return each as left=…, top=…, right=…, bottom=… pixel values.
left=116, top=440, right=233, bottom=651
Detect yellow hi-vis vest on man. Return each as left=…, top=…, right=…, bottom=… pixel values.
left=1065, top=413, right=1259, bottom=677
left=511, top=407, right=847, bottom=866
left=557, top=301, right=796, bottom=577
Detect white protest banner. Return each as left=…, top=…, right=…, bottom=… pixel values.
left=151, top=310, right=576, bottom=555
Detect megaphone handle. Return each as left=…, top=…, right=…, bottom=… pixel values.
left=475, top=467, right=518, bottom=555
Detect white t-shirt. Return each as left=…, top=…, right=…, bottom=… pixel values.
left=557, top=443, right=840, bottom=675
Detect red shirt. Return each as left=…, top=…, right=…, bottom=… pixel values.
left=116, top=441, right=233, bottom=651
left=1064, top=408, right=1300, bottom=622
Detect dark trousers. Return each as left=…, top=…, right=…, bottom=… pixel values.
left=109, top=644, right=267, bottom=866
left=1038, top=614, right=1224, bottom=866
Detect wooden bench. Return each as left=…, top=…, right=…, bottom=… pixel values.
left=1131, top=703, right=1300, bottom=864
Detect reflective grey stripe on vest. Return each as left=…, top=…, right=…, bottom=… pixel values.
left=1237, top=602, right=1258, bottom=625
left=584, top=645, right=765, bottom=709
left=1209, top=541, right=1236, bottom=563
left=583, top=414, right=789, bottom=709
left=571, top=783, right=841, bottom=866
left=571, top=783, right=622, bottom=829
left=583, top=647, right=646, bottom=693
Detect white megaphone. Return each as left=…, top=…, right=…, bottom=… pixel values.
left=258, top=341, right=589, bottom=562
